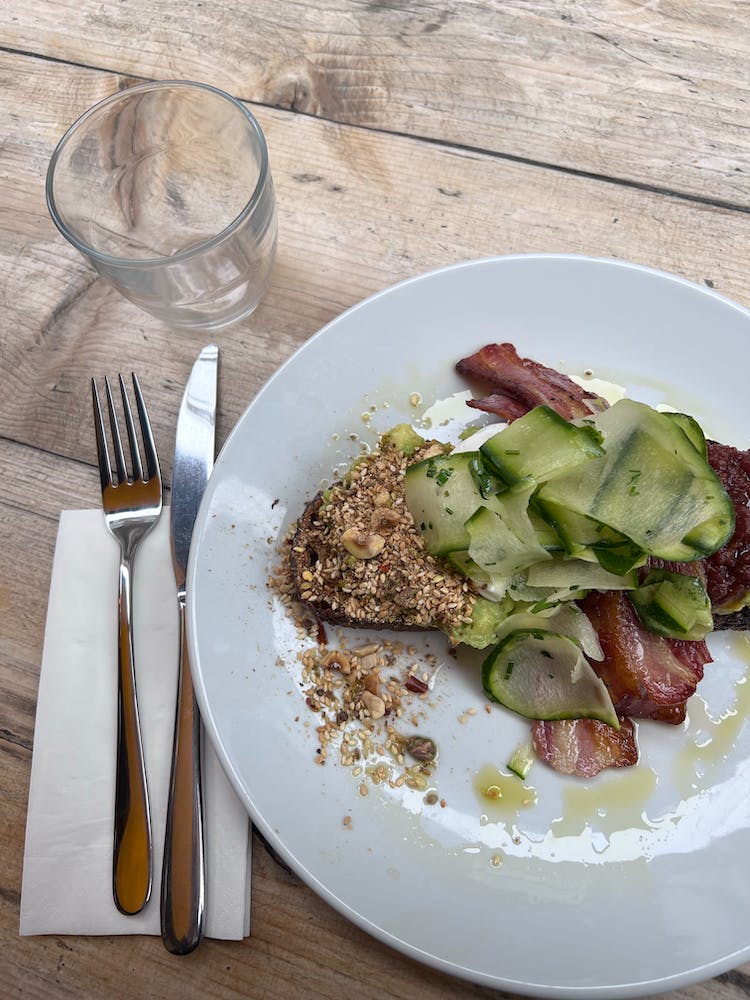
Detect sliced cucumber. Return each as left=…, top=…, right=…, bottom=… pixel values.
left=493, top=605, right=604, bottom=661
left=404, top=452, right=490, bottom=555
left=628, top=568, right=713, bottom=640
left=537, top=399, right=734, bottom=562
left=533, top=497, right=646, bottom=573
left=662, top=412, right=707, bottom=459
left=507, top=740, right=536, bottom=780
left=480, top=405, right=604, bottom=485
left=526, top=556, right=637, bottom=593
left=467, top=504, right=550, bottom=578
left=482, top=629, right=619, bottom=728
left=528, top=503, right=565, bottom=551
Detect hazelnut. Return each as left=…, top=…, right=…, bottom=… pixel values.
left=322, top=649, right=352, bottom=674
left=370, top=507, right=401, bottom=533
left=351, top=643, right=381, bottom=658
left=362, top=691, right=386, bottom=719
left=341, top=528, right=385, bottom=559
left=363, top=671, right=380, bottom=695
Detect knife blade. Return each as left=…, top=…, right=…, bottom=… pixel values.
left=161, top=344, right=218, bottom=955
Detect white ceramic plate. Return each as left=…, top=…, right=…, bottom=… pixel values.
left=188, top=256, right=750, bottom=997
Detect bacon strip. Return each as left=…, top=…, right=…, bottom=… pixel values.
left=532, top=717, right=638, bottom=778
left=456, top=342, right=603, bottom=421
left=580, top=591, right=710, bottom=721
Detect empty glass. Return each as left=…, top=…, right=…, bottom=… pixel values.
left=46, top=81, right=277, bottom=330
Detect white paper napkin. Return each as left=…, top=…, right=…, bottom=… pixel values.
left=20, top=509, right=251, bottom=938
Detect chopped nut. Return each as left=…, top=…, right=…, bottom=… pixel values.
left=340, top=528, right=386, bottom=560
left=370, top=507, right=401, bottom=533
left=373, top=490, right=391, bottom=507
left=322, top=649, right=352, bottom=674
left=362, top=691, right=386, bottom=719
left=363, top=671, right=380, bottom=695
left=357, top=652, right=381, bottom=672
left=351, top=643, right=381, bottom=658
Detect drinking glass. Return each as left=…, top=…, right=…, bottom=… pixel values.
left=46, top=80, right=277, bottom=330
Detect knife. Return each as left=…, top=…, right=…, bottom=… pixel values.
left=161, top=344, right=218, bottom=955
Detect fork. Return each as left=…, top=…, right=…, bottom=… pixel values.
left=92, top=373, right=163, bottom=915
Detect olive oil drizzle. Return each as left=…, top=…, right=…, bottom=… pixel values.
left=473, top=764, right=537, bottom=819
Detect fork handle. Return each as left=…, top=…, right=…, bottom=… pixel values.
left=161, top=594, right=205, bottom=955
left=113, top=554, right=153, bottom=915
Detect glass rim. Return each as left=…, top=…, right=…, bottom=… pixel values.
left=45, top=79, right=271, bottom=270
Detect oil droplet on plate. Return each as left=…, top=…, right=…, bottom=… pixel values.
left=473, top=764, right=537, bottom=818
left=673, top=639, right=750, bottom=798
left=552, top=766, right=658, bottom=838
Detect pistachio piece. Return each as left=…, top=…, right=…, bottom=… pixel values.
left=341, top=528, right=385, bottom=559
left=373, top=489, right=392, bottom=508
left=404, top=735, right=438, bottom=763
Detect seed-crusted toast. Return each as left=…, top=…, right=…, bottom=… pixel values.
left=288, top=430, right=478, bottom=637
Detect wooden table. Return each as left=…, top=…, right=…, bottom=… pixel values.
left=3, top=2, right=750, bottom=997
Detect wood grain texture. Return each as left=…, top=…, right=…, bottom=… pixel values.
left=2, top=1, right=750, bottom=205
left=4, top=51, right=750, bottom=471
left=4, top=3, right=750, bottom=996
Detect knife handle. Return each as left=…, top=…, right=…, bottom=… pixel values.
left=113, top=553, right=153, bottom=915
left=161, top=594, right=205, bottom=954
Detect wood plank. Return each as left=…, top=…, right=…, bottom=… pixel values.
left=2, top=1, right=750, bottom=205
left=4, top=51, right=750, bottom=475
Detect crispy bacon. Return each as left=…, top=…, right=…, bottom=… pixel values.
left=580, top=591, right=710, bottom=721
left=456, top=342, right=603, bottom=421
left=704, top=440, right=750, bottom=615
left=532, top=717, right=638, bottom=778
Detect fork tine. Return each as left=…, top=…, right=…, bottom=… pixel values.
left=105, top=376, right=128, bottom=486
left=131, top=373, right=160, bottom=483
left=119, top=374, right=143, bottom=482
left=91, top=378, right=113, bottom=491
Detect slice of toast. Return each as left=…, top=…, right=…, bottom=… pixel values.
left=288, top=434, right=477, bottom=635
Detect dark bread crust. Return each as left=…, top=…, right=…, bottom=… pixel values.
left=713, top=608, right=750, bottom=631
